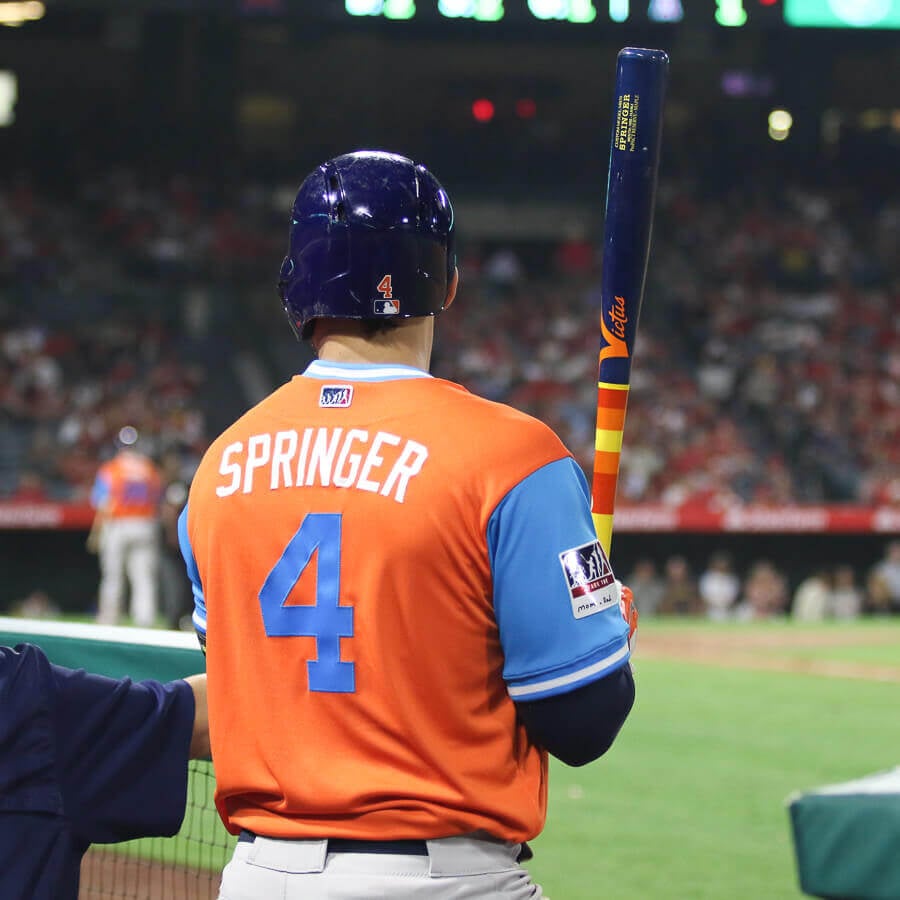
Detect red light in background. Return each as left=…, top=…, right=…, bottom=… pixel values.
left=758, top=0, right=777, bottom=6
left=471, top=98, right=495, bottom=123
left=515, top=98, right=537, bottom=119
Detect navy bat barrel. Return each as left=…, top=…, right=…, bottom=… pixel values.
left=598, top=47, right=669, bottom=388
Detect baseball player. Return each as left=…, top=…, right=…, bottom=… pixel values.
left=88, top=426, right=164, bottom=627
left=0, top=642, right=209, bottom=900
left=179, top=150, right=637, bottom=899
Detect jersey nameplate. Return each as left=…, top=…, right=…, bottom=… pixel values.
left=214, top=428, right=428, bottom=504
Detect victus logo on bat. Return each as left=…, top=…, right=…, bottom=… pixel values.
left=559, top=539, right=618, bottom=619
left=599, top=296, right=630, bottom=363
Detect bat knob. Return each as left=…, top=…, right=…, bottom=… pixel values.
left=618, top=47, right=670, bottom=67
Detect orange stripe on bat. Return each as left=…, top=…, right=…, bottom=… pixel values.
left=591, top=472, right=619, bottom=514
left=596, top=406, right=627, bottom=431
left=597, top=386, right=630, bottom=409
left=593, top=450, right=621, bottom=475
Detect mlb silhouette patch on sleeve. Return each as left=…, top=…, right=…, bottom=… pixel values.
left=319, top=385, right=354, bottom=408
left=559, top=540, right=618, bottom=619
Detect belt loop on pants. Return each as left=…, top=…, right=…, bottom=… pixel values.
left=238, top=833, right=329, bottom=875
left=426, top=835, right=523, bottom=877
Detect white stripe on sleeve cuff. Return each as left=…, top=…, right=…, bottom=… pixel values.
left=192, top=609, right=207, bottom=635
left=507, top=643, right=630, bottom=699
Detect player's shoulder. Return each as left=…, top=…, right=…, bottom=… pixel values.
left=435, top=377, right=565, bottom=433
left=429, top=377, right=571, bottom=459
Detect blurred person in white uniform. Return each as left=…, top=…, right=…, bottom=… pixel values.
left=87, top=427, right=163, bottom=627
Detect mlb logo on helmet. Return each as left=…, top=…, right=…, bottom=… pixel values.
left=373, top=298, right=400, bottom=316
left=319, top=385, right=354, bottom=408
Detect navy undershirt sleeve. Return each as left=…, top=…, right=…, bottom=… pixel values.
left=515, top=664, right=635, bottom=766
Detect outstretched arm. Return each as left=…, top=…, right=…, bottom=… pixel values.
left=183, top=673, right=210, bottom=759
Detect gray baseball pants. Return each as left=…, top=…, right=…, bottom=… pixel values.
left=217, top=833, right=545, bottom=899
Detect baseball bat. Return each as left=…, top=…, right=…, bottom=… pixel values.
left=592, top=47, right=669, bottom=557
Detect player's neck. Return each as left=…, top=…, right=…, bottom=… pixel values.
left=312, top=319, right=434, bottom=372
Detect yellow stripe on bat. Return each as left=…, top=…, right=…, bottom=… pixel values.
left=595, top=428, right=625, bottom=454
left=592, top=513, right=614, bottom=557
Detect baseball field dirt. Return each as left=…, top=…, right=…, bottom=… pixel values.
left=80, top=848, right=221, bottom=900
left=638, top=623, right=900, bottom=682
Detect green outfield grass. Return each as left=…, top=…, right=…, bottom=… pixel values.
left=637, top=616, right=898, bottom=637
left=770, top=644, right=900, bottom=666
left=526, top=623, right=900, bottom=899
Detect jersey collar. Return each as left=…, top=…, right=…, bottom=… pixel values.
left=300, top=360, right=433, bottom=382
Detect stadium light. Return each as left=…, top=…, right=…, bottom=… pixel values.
left=648, top=0, right=684, bottom=22
left=0, top=71, right=15, bottom=126
left=471, top=98, right=495, bottom=122
left=438, top=0, right=504, bottom=19
left=0, top=1, right=45, bottom=26
left=528, top=0, right=597, bottom=22
left=345, top=0, right=415, bottom=18
left=715, top=0, right=747, bottom=26
left=609, top=0, right=628, bottom=21
left=768, top=107, right=793, bottom=140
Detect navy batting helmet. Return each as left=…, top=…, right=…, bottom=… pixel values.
left=278, top=150, right=456, bottom=341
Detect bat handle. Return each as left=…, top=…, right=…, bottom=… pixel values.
left=592, top=380, right=630, bottom=558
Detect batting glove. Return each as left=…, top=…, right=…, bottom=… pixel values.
left=617, top=579, right=638, bottom=653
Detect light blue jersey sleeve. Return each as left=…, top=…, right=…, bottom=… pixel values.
left=488, top=457, right=630, bottom=702
left=90, top=473, right=111, bottom=509
left=177, top=503, right=207, bottom=638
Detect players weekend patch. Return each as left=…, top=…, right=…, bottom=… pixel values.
left=559, top=539, right=618, bottom=619
left=319, top=385, right=353, bottom=408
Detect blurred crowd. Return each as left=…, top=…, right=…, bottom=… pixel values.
left=2, top=168, right=898, bottom=507
left=0, top=171, right=900, bottom=508
left=626, top=539, right=900, bottom=623
left=1, top=165, right=898, bottom=626
left=434, top=178, right=900, bottom=508
left=0, top=169, right=266, bottom=501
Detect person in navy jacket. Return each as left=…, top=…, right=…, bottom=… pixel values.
left=0, top=643, right=208, bottom=900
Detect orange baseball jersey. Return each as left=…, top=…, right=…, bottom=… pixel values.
left=91, top=451, right=163, bottom=520
left=179, top=361, right=629, bottom=843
